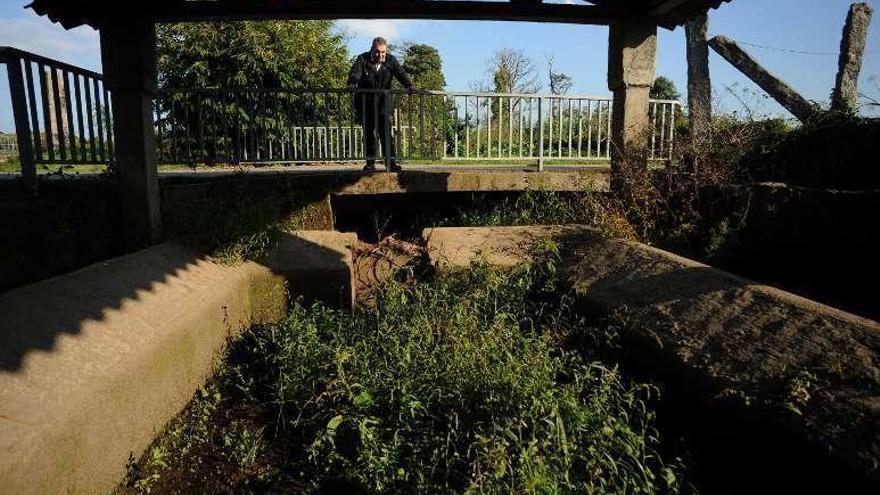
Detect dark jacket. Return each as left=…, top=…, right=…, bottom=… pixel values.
left=348, top=51, right=414, bottom=91
left=348, top=52, right=414, bottom=117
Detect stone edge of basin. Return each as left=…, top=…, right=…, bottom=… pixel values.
left=423, top=224, right=880, bottom=487
left=0, top=230, right=356, bottom=495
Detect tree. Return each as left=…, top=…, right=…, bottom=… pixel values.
left=157, top=21, right=349, bottom=90
left=394, top=43, right=447, bottom=91
left=546, top=54, right=574, bottom=95
left=482, top=48, right=541, bottom=94
left=650, top=76, right=681, bottom=101
left=392, top=43, right=453, bottom=159
left=479, top=49, right=540, bottom=138
left=155, top=21, right=351, bottom=164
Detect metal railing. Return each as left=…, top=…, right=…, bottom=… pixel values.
left=2, top=46, right=680, bottom=186
left=155, top=88, right=680, bottom=168
left=444, top=92, right=678, bottom=165
left=1, top=46, right=114, bottom=190
left=0, top=134, right=17, bottom=153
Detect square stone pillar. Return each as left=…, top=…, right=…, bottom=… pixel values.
left=608, top=21, right=657, bottom=193
left=100, top=21, right=161, bottom=250
left=686, top=13, right=712, bottom=149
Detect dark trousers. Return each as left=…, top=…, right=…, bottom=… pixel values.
left=361, top=95, right=395, bottom=163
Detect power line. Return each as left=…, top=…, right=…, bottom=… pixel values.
left=714, top=37, right=879, bottom=56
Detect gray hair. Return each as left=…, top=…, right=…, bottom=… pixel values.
left=371, top=37, right=387, bottom=48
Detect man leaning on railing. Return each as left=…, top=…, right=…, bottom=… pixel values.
left=348, top=36, right=417, bottom=173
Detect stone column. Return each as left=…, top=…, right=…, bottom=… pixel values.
left=44, top=68, right=70, bottom=150
left=685, top=13, right=712, bottom=149
left=607, top=21, right=657, bottom=192
left=100, top=21, right=161, bottom=250
left=832, top=3, right=874, bottom=114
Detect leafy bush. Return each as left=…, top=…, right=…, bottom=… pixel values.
left=749, top=114, right=880, bottom=189
left=123, top=255, right=689, bottom=494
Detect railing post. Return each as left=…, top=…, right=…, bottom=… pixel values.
left=383, top=89, right=393, bottom=167
left=537, top=96, right=544, bottom=171
left=5, top=54, right=37, bottom=194
left=669, top=102, right=678, bottom=160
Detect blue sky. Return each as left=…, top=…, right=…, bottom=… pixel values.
left=1, top=0, right=878, bottom=132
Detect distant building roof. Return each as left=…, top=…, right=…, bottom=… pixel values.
left=27, top=0, right=733, bottom=30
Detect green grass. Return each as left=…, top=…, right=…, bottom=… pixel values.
left=0, top=156, right=22, bottom=173
left=121, top=253, right=690, bottom=494
left=447, top=190, right=637, bottom=242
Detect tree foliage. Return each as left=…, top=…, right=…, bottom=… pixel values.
left=482, top=48, right=541, bottom=94
left=650, top=76, right=681, bottom=101
left=546, top=54, right=574, bottom=95
left=390, top=43, right=454, bottom=158
left=396, top=43, right=447, bottom=91
left=157, top=21, right=349, bottom=90
left=155, top=21, right=351, bottom=164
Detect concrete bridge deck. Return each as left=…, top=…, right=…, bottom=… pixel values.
left=3, top=165, right=611, bottom=195
left=158, top=164, right=611, bottom=195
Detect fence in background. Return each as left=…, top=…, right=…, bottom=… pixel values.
left=1, top=46, right=113, bottom=191
left=2, top=46, right=681, bottom=194
left=154, top=88, right=680, bottom=169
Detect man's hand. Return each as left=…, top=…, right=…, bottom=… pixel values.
left=347, top=82, right=358, bottom=91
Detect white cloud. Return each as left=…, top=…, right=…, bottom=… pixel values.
left=337, top=19, right=415, bottom=40
left=0, top=10, right=101, bottom=70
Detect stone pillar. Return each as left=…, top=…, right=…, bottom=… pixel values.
left=100, top=21, right=161, bottom=250
left=44, top=68, right=70, bottom=150
left=685, top=13, right=712, bottom=149
left=832, top=3, right=874, bottom=114
left=607, top=21, right=657, bottom=192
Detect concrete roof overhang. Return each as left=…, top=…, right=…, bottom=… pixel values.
left=27, top=0, right=733, bottom=31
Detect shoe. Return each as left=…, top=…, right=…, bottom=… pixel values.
left=363, top=162, right=377, bottom=172
left=387, top=161, right=403, bottom=173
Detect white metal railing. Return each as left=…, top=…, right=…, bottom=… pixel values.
left=0, top=134, right=18, bottom=153
left=154, top=88, right=680, bottom=168
left=441, top=92, right=678, bottom=166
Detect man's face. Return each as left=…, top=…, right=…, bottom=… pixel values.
left=371, top=44, right=387, bottom=64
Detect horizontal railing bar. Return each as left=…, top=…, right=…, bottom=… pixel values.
left=156, top=87, right=628, bottom=101
left=0, top=46, right=104, bottom=80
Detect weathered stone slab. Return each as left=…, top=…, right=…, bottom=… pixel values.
left=424, top=225, right=585, bottom=268
left=335, top=169, right=609, bottom=195
left=262, top=230, right=357, bottom=310
left=0, top=230, right=356, bottom=495
left=425, top=225, right=880, bottom=486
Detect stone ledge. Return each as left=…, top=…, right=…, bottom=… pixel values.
left=0, top=230, right=356, bottom=495
left=424, top=225, right=880, bottom=487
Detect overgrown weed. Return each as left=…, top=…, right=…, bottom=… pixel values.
left=121, top=254, right=691, bottom=494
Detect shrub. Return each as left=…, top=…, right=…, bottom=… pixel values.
left=124, top=256, right=690, bottom=494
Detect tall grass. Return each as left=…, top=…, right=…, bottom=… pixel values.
left=123, top=253, right=689, bottom=494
